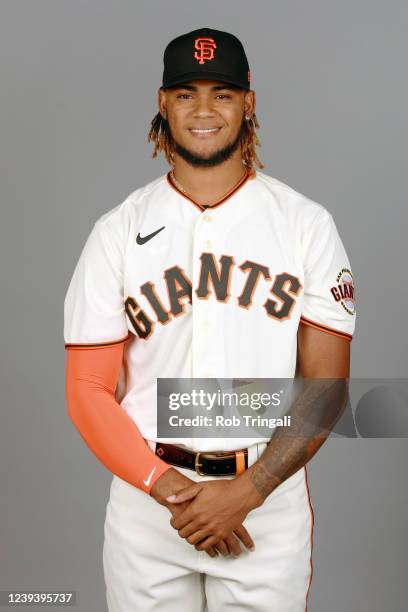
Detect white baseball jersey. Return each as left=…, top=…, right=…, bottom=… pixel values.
left=64, top=169, right=356, bottom=452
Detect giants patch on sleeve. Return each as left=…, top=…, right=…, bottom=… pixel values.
left=330, top=268, right=355, bottom=315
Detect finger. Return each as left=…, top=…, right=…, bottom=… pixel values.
left=225, top=534, right=243, bottom=557
left=205, top=546, right=218, bottom=558
left=179, top=522, right=203, bottom=541
left=166, top=484, right=201, bottom=504
left=215, top=540, right=229, bottom=556
left=195, top=535, right=223, bottom=552
left=170, top=508, right=195, bottom=530
left=185, top=530, right=209, bottom=546
left=234, top=525, right=255, bottom=551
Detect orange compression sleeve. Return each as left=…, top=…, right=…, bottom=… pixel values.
left=65, top=341, right=171, bottom=494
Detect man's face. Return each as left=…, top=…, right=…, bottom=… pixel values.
left=158, top=79, right=255, bottom=167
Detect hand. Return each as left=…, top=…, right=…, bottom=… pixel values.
left=167, top=476, right=264, bottom=554
left=150, top=468, right=254, bottom=557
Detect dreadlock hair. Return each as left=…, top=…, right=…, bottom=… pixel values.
left=147, top=111, right=264, bottom=171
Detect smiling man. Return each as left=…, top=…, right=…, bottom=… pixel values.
left=64, top=27, right=356, bottom=611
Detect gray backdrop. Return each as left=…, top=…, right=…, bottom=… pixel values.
left=1, top=1, right=407, bottom=610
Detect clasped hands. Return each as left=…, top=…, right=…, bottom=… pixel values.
left=150, top=467, right=264, bottom=558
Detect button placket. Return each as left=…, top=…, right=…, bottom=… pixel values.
left=191, top=212, right=218, bottom=378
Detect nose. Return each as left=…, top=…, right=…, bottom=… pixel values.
left=192, top=93, right=216, bottom=118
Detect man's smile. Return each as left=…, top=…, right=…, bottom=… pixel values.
left=188, top=127, right=222, bottom=138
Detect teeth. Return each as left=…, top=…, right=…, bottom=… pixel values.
left=190, top=128, right=219, bottom=133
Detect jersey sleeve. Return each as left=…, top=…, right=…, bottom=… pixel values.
left=64, top=219, right=129, bottom=348
left=300, top=208, right=356, bottom=341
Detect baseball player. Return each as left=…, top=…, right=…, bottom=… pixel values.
left=64, top=27, right=356, bottom=612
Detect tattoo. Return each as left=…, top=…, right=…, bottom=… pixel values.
left=249, top=378, right=349, bottom=499
left=249, top=462, right=282, bottom=499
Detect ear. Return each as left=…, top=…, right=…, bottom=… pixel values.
left=244, top=89, right=256, bottom=119
left=158, top=87, right=167, bottom=119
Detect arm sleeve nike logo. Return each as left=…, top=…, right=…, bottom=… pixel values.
left=143, top=466, right=157, bottom=487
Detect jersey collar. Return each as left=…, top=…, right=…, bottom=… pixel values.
left=166, top=167, right=255, bottom=212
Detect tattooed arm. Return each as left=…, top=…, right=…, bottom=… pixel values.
left=241, top=322, right=351, bottom=500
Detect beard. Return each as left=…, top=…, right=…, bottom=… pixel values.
left=167, top=119, right=246, bottom=168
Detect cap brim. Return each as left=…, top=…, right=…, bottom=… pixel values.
left=162, top=71, right=249, bottom=90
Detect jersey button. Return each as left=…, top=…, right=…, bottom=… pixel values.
left=204, top=240, right=212, bottom=249
left=203, top=214, right=212, bottom=222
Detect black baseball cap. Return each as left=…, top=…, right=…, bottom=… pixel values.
left=162, top=27, right=251, bottom=90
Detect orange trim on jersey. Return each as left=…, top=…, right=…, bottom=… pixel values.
left=64, top=332, right=131, bottom=350
left=299, top=316, right=353, bottom=341
left=65, top=341, right=171, bottom=494
left=304, top=466, right=315, bottom=612
left=166, top=167, right=254, bottom=212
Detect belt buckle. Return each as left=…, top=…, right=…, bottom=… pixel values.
left=195, top=451, right=206, bottom=476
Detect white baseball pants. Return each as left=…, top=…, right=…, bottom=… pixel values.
left=102, top=442, right=314, bottom=612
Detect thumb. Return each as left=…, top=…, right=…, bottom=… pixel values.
left=166, top=484, right=201, bottom=504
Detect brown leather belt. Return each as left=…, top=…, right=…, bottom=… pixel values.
left=155, top=443, right=248, bottom=476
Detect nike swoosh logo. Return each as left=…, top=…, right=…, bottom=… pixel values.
left=143, top=466, right=157, bottom=487
left=136, top=226, right=165, bottom=245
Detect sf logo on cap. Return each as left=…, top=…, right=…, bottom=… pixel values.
left=194, top=37, right=217, bottom=64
